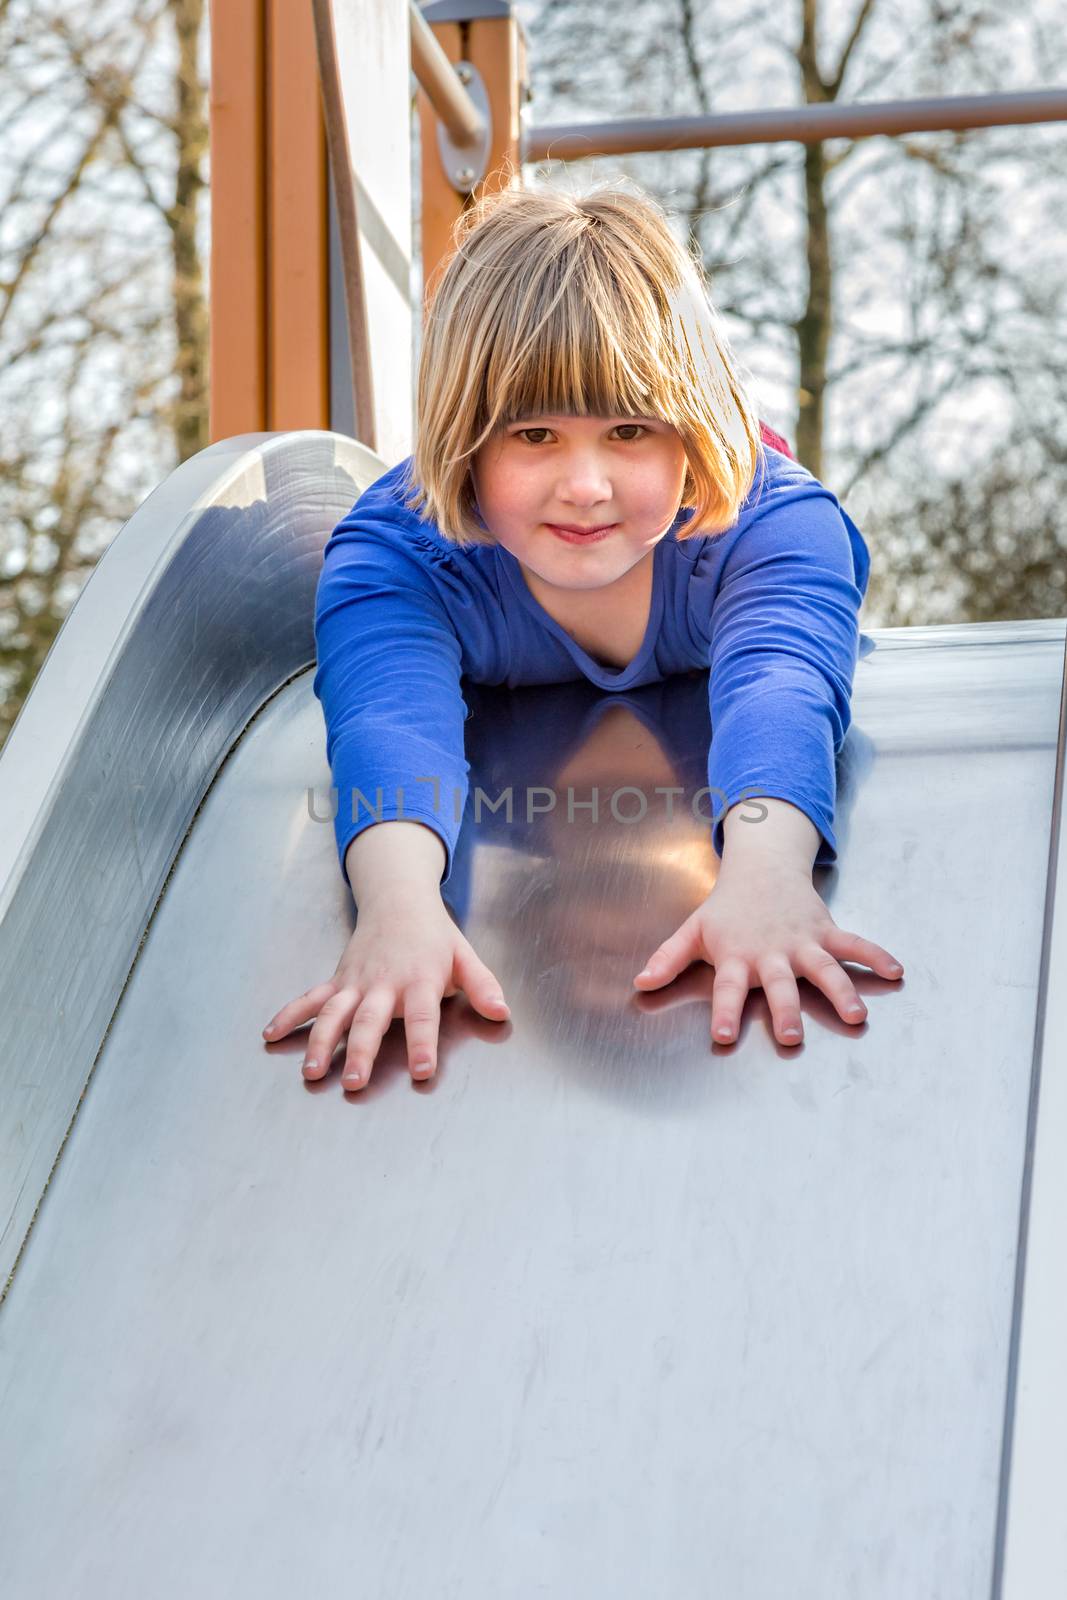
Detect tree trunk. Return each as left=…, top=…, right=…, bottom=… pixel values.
left=794, top=0, right=833, bottom=480
left=168, top=0, right=209, bottom=463
left=795, top=137, right=831, bottom=479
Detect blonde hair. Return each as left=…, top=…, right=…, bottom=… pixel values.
left=403, top=180, right=764, bottom=547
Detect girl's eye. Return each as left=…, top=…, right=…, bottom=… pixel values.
left=513, top=423, right=648, bottom=445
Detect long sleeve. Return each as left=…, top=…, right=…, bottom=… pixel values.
left=705, top=478, right=867, bottom=868
left=312, top=523, right=471, bottom=891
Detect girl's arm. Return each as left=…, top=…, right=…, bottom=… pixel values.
left=263, top=512, right=509, bottom=1092
left=345, top=820, right=446, bottom=905
left=704, top=472, right=865, bottom=871
left=313, top=516, right=472, bottom=892
left=633, top=475, right=904, bottom=1043
left=720, top=793, right=820, bottom=874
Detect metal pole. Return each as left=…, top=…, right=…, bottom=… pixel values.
left=409, top=0, right=487, bottom=146
left=524, top=88, right=1067, bottom=162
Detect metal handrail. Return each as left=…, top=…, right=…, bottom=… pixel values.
left=524, top=88, right=1067, bottom=162
left=409, top=0, right=486, bottom=147
left=408, top=2, right=1066, bottom=170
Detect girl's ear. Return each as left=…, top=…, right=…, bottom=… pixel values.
left=681, top=463, right=695, bottom=504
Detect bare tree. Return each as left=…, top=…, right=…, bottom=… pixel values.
left=0, top=0, right=208, bottom=746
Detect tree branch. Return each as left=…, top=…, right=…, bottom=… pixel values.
left=828, top=0, right=879, bottom=100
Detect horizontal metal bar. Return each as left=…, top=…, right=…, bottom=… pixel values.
left=409, top=0, right=487, bottom=147
left=524, top=88, right=1067, bottom=162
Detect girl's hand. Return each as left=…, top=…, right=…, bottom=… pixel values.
left=262, top=892, right=510, bottom=1089
left=633, top=862, right=903, bottom=1047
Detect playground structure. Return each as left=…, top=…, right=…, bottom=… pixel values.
left=0, top=4, right=1065, bottom=1595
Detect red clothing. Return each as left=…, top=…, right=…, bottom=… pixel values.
left=759, top=421, right=795, bottom=460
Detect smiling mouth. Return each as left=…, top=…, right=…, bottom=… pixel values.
left=547, top=523, right=619, bottom=535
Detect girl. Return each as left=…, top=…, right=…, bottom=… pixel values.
left=263, top=182, right=904, bottom=1089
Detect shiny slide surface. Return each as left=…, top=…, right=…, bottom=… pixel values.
left=0, top=432, right=1064, bottom=1599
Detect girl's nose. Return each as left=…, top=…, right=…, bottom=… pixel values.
left=557, top=465, right=613, bottom=506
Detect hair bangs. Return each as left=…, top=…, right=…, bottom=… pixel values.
left=479, top=251, right=671, bottom=444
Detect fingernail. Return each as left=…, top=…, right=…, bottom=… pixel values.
left=888, top=963, right=903, bottom=975
left=263, top=1022, right=275, bottom=1035
left=715, top=1025, right=733, bottom=1041
left=783, top=1028, right=801, bottom=1042
left=636, top=968, right=653, bottom=981
left=303, top=1058, right=317, bottom=1073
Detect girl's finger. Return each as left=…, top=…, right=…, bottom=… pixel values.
left=302, top=987, right=363, bottom=1081
left=755, top=957, right=805, bottom=1045
left=822, top=927, right=904, bottom=979
left=453, top=940, right=510, bottom=1020
left=709, top=957, right=751, bottom=1044
left=794, top=943, right=868, bottom=1027
left=339, top=989, right=397, bottom=1091
left=263, top=982, right=339, bottom=1039
left=634, top=918, right=701, bottom=989
left=402, top=983, right=444, bottom=1081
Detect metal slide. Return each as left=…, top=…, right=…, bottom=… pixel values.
left=0, top=431, right=1064, bottom=1598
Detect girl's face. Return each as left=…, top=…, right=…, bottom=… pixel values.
left=470, top=414, right=689, bottom=593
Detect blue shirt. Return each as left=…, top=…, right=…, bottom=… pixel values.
left=313, top=446, right=871, bottom=890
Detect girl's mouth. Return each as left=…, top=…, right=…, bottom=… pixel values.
left=546, top=523, right=619, bottom=544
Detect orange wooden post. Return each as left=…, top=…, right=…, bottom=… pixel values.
left=209, top=0, right=330, bottom=442
left=208, top=0, right=267, bottom=439
left=266, top=0, right=330, bottom=432
left=417, top=2, right=527, bottom=310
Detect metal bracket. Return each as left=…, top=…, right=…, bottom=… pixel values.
left=436, top=60, right=492, bottom=194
